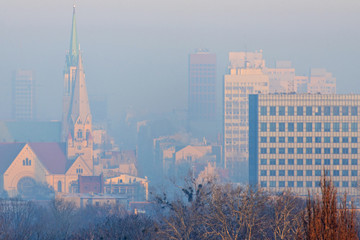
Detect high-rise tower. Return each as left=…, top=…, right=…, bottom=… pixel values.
left=62, top=6, right=93, bottom=170
left=12, top=70, right=35, bottom=121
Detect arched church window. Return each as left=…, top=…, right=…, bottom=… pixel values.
left=77, top=129, right=83, bottom=139
left=58, top=181, right=62, bottom=192
left=86, top=130, right=90, bottom=139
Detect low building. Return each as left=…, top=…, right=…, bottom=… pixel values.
left=105, top=175, right=149, bottom=201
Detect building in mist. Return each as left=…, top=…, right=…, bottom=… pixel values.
left=265, top=61, right=296, bottom=93
left=12, top=70, right=35, bottom=121
left=249, top=94, right=360, bottom=196
left=224, top=50, right=269, bottom=182
left=188, top=50, right=218, bottom=141
left=308, top=68, right=336, bottom=94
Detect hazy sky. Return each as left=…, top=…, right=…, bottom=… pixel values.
left=0, top=0, right=359, bottom=121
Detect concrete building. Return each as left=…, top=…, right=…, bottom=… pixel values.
left=224, top=52, right=269, bottom=182
left=265, top=61, right=295, bottom=93
left=249, top=94, right=360, bottom=196
left=12, top=70, right=35, bottom=121
left=308, top=68, right=336, bottom=94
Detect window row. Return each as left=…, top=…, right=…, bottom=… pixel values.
left=260, top=158, right=358, bottom=166
left=260, top=181, right=358, bottom=188
left=260, top=122, right=358, bottom=132
left=260, top=169, right=357, bottom=177
left=22, top=158, right=32, bottom=166
left=260, top=147, right=359, bottom=154
left=260, top=106, right=358, bottom=116
left=260, top=136, right=358, bottom=143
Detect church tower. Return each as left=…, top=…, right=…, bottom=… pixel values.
left=62, top=6, right=93, bottom=171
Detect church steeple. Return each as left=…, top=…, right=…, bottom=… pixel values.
left=67, top=5, right=79, bottom=67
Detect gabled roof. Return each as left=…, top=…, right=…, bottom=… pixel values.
left=29, top=143, right=67, bottom=174
left=66, top=155, right=91, bottom=174
left=0, top=143, right=25, bottom=174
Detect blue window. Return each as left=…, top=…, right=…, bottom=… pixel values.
left=288, top=159, right=294, bottom=165
left=297, top=137, right=303, bottom=143
left=324, top=169, right=330, bottom=176
left=297, top=181, right=304, bottom=187
left=261, top=148, right=267, bottom=154
left=333, top=159, right=339, bottom=165
left=270, top=106, right=276, bottom=116
left=306, top=148, right=313, bottom=154
left=351, top=159, right=357, bottom=165
left=279, top=170, right=285, bottom=176
left=297, top=106, right=303, bottom=116
left=324, top=148, right=331, bottom=154
left=270, top=148, right=276, bottom=154
left=297, top=148, right=303, bottom=154
left=352, top=148, right=358, bottom=154
left=288, top=181, right=294, bottom=187
left=261, top=123, right=267, bottom=131
left=333, top=106, right=340, bottom=116
left=260, top=106, right=267, bottom=116
left=279, top=181, right=285, bottom=187
left=297, top=159, right=303, bottom=165
left=333, top=170, right=339, bottom=176
left=342, top=123, right=349, bottom=132
left=288, top=137, right=294, bottom=143
left=306, top=137, right=312, bottom=143
left=261, top=159, right=267, bottom=165
left=306, top=170, right=312, bottom=176
left=342, top=106, right=349, bottom=116
left=270, top=123, right=276, bottom=132
left=288, top=106, right=294, bottom=116
left=352, top=181, right=358, bottom=188
left=279, top=123, right=285, bottom=132
left=351, top=170, right=358, bottom=176
left=306, top=181, right=312, bottom=188
left=333, top=148, right=340, bottom=154
left=324, top=106, right=331, bottom=116
left=279, top=137, right=285, bottom=143
left=352, top=137, right=358, bottom=143
left=270, top=137, right=276, bottom=143
left=288, top=123, right=294, bottom=132
left=333, top=137, right=339, bottom=143
left=306, top=159, right=312, bottom=165
left=270, top=170, right=276, bottom=176
left=342, top=159, right=349, bottom=165
left=279, top=148, right=285, bottom=154
left=315, top=122, right=321, bottom=132
left=297, top=123, right=303, bottom=132
left=333, top=123, right=340, bottom=132
left=288, top=170, right=294, bottom=176
left=279, top=159, right=285, bottom=165
left=288, top=148, right=294, bottom=154
left=279, top=106, right=285, bottom=116
left=324, top=137, right=330, bottom=143
left=343, top=148, right=349, bottom=154
left=324, top=122, right=331, bottom=132
left=351, top=123, right=358, bottom=132
left=315, top=148, right=321, bottom=154
left=315, top=137, right=321, bottom=143
left=315, top=159, right=321, bottom=165
left=260, top=170, right=267, bottom=176
left=260, top=137, right=267, bottom=143
left=270, top=181, right=276, bottom=187
left=351, top=106, right=358, bottom=116
left=343, top=137, right=349, bottom=143
left=261, top=181, right=267, bottom=187
left=315, top=106, right=321, bottom=116
left=324, top=159, right=330, bottom=165
left=315, top=181, right=321, bottom=187
left=315, top=170, right=321, bottom=176
left=306, top=106, right=312, bottom=116
left=343, top=182, right=349, bottom=187
left=270, top=159, right=276, bottom=165
left=297, top=170, right=303, bottom=176
left=306, top=123, right=312, bottom=132
left=343, top=170, right=349, bottom=176
left=334, top=181, right=340, bottom=187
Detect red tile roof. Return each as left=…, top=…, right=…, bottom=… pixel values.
left=29, top=143, right=67, bottom=174
left=0, top=143, right=25, bottom=174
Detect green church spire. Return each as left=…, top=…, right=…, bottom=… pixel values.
left=68, top=5, right=79, bottom=66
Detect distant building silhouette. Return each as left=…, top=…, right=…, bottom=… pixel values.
left=12, top=70, right=35, bottom=121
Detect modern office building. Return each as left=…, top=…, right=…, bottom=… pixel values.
left=12, top=70, right=35, bottom=121
left=265, top=61, right=296, bottom=93
left=249, top=94, right=360, bottom=196
left=308, top=68, right=336, bottom=94
left=188, top=50, right=216, bottom=121
left=224, top=51, right=269, bottom=182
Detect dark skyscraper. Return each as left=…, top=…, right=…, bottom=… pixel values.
left=188, top=50, right=216, bottom=122
left=12, top=70, right=35, bottom=121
